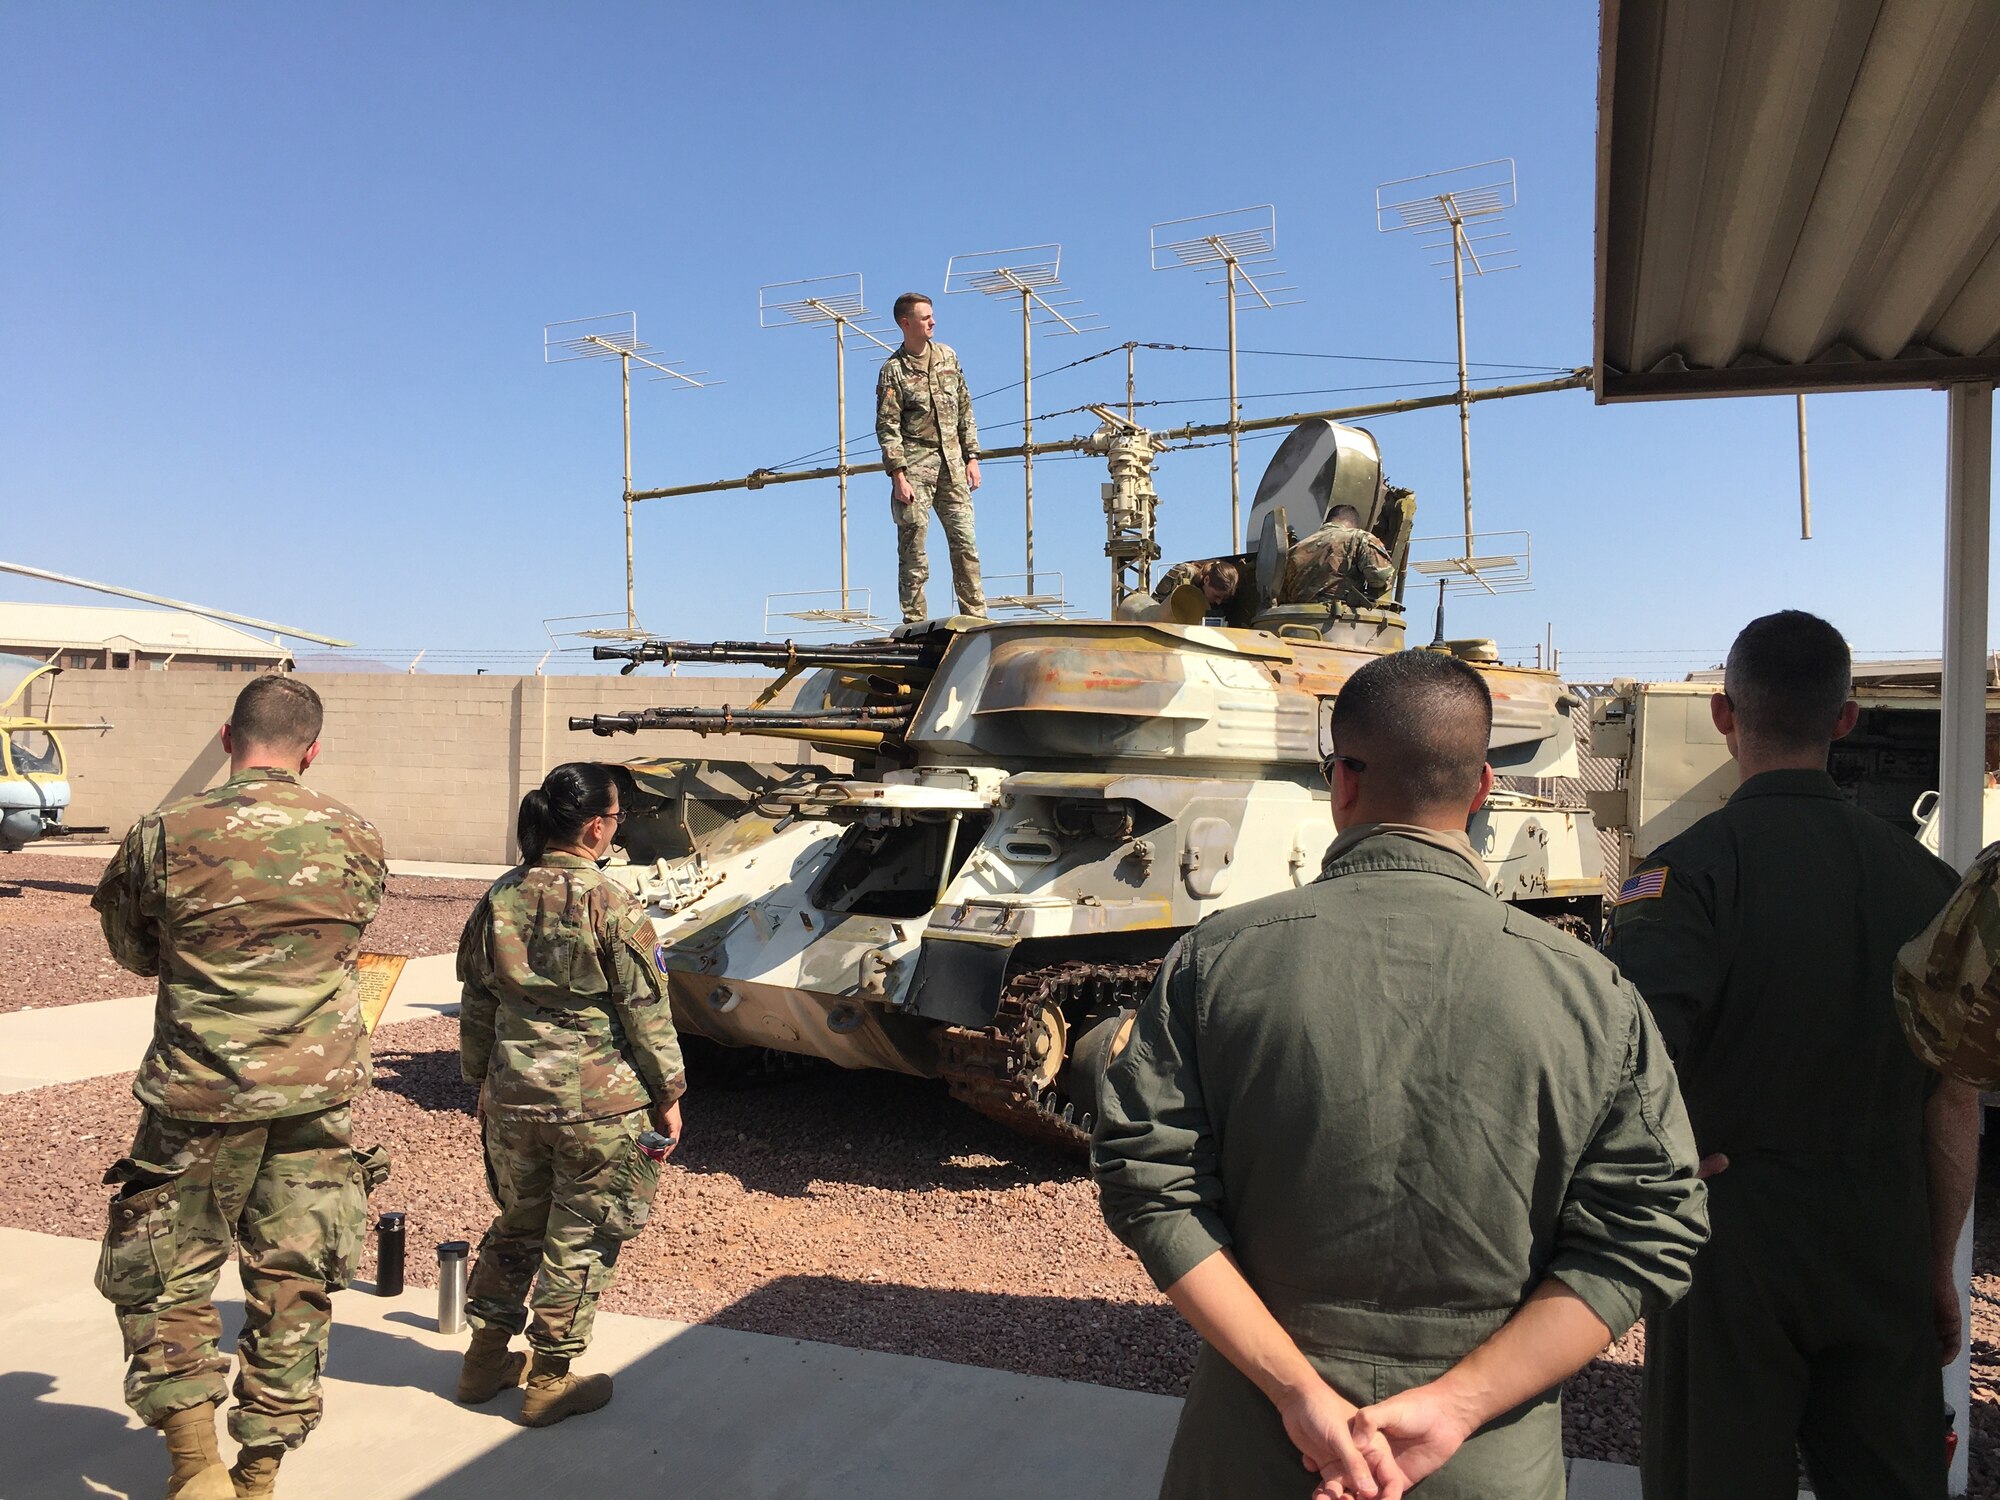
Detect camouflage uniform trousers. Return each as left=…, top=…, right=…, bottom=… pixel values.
left=466, top=1107, right=663, bottom=1359
left=95, top=1103, right=380, bottom=1449
left=892, top=453, right=985, bottom=624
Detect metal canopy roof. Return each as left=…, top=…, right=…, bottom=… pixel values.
left=1595, top=0, right=2000, bottom=402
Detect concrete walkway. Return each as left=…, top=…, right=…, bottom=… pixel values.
left=0, top=954, right=461, bottom=1093
left=1, top=1227, right=1668, bottom=1500
left=0, top=1227, right=1183, bottom=1500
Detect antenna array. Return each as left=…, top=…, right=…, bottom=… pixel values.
left=543, top=312, right=715, bottom=635
left=944, top=243, right=1104, bottom=611
left=1376, top=160, right=1520, bottom=564
left=1150, top=205, right=1301, bottom=550
left=757, top=274, right=896, bottom=628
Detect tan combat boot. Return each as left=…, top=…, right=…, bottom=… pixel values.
left=456, top=1325, right=529, bottom=1405
left=228, top=1447, right=282, bottom=1498
left=518, top=1352, right=613, bottom=1428
left=158, top=1402, right=235, bottom=1500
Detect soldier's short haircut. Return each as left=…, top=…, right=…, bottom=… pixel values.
left=230, top=675, right=323, bottom=751
left=1328, top=504, right=1363, bottom=525
left=1723, top=610, right=1852, bottom=751
left=892, top=292, right=933, bottom=323
left=1328, top=650, right=1492, bottom=810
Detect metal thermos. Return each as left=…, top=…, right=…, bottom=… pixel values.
left=437, top=1240, right=470, bottom=1334
left=375, top=1212, right=406, bottom=1298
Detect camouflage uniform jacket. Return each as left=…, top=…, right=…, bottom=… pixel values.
left=875, top=341, right=978, bottom=485
left=1151, top=561, right=1200, bottom=603
left=92, top=767, right=388, bottom=1123
left=458, top=852, right=686, bottom=1123
left=1281, top=520, right=1395, bottom=607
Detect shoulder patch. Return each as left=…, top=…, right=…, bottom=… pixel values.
left=655, top=942, right=673, bottom=973
left=1611, top=867, right=1669, bottom=906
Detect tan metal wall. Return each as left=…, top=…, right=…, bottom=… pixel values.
left=45, top=670, right=820, bottom=865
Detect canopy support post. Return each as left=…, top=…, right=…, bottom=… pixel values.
left=1940, top=379, right=1990, bottom=1497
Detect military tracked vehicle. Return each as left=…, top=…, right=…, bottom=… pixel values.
left=575, top=421, right=1601, bottom=1150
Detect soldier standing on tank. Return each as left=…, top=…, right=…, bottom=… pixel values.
left=90, top=675, right=388, bottom=1500
left=1278, top=503, right=1394, bottom=609
left=1094, top=650, right=1708, bottom=1499
left=1604, top=610, right=1980, bottom=1500
left=455, top=762, right=686, bottom=1427
left=876, top=291, right=986, bottom=624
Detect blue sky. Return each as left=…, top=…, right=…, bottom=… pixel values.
left=0, top=2, right=1973, bottom=676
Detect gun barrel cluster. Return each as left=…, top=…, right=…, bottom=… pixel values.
left=569, top=705, right=916, bottom=738
left=592, top=638, right=931, bottom=675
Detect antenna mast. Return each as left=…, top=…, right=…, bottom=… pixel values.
left=944, top=243, right=1103, bottom=611
left=1376, top=159, right=1519, bottom=559
left=758, top=274, right=897, bottom=626
left=1150, top=205, right=1301, bottom=551
left=544, top=312, right=715, bottom=636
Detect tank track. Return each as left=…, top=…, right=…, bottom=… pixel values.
left=937, top=960, right=1161, bottom=1154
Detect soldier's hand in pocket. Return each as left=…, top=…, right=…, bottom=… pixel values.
left=651, top=1100, right=682, bottom=1156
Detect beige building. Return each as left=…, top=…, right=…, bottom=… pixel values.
left=0, top=602, right=293, bottom=673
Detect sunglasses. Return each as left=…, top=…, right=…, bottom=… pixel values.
left=1319, top=753, right=1367, bottom=778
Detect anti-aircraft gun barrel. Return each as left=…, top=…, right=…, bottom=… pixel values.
left=570, top=705, right=915, bottom=738
left=592, top=638, right=933, bottom=675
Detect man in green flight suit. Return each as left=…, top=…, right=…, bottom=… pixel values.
left=1095, top=649, right=1708, bottom=1500
left=1603, top=610, right=1979, bottom=1500
left=875, top=291, right=986, bottom=624
left=91, top=675, right=388, bottom=1500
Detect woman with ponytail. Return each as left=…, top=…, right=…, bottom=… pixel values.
left=452, top=762, right=685, bottom=1427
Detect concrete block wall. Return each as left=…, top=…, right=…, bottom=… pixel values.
left=45, top=670, right=825, bottom=864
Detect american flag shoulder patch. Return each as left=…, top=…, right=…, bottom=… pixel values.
left=1613, top=867, right=1669, bottom=905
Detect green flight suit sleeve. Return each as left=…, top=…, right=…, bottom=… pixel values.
left=876, top=360, right=906, bottom=474
left=603, top=900, right=686, bottom=1107
left=1092, top=938, right=1232, bottom=1289
left=955, top=357, right=978, bottom=459
left=457, top=896, right=499, bottom=1088
left=90, top=817, right=164, bottom=978
left=1546, top=982, right=1708, bottom=1337
left=1602, top=851, right=1723, bottom=1060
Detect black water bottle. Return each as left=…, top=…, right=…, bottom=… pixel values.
left=375, top=1211, right=406, bottom=1297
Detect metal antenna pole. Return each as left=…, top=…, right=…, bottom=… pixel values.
left=1450, top=208, right=1474, bottom=553
left=1377, top=159, right=1520, bottom=574
left=1150, top=206, right=1300, bottom=552
left=1226, top=256, right=1242, bottom=548
left=622, top=351, right=635, bottom=630
left=836, top=320, right=850, bottom=606
left=944, top=244, right=1102, bottom=612
left=757, top=274, right=896, bottom=630
left=1127, top=342, right=1137, bottom=420
left=1797, top=395, right=1813, bottom=540
left=1022, top=286, right=1035, bottom=591
left=544, top=312, right=715, bottom=640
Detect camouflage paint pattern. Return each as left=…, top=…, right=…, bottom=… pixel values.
left=95, top=1104, right=385, bottom=1447
left=458, top=851, right=686, bottom=1122
left=1895, top=842, right=2000, bottom=1087
left=91, top=767, right=388, bottom=1123
left=1279, top=520, right=1395, bottom=609
left=893, top=469, right=985, bottom=623
left=465, top=1107, right=661, bottom=1358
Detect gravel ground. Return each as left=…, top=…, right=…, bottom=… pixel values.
left=0, top=858, right=487, bottom=1014
left=4, top=1012, right=1997, bottom=1490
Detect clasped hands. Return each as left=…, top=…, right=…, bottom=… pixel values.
left=1279, top=1374, right=1479, bottom=1500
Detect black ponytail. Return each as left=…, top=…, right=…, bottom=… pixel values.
left=517, top=762, right=618, bottom=864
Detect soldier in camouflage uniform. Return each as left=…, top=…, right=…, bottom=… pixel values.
left=90, top=675, right=387, bottom=1500
left=1278, top=502, right=1395, bottom=610
left=876, top=292, right=985, bottom=624
left=456, top=761, right=686, bottom=1427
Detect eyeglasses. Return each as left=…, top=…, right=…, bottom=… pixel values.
left=1319, top=753, right=1367, bottom=778
left=596, top=807, right=625, bottom=826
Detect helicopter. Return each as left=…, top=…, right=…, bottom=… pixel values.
left=0, top=654, right=108, bottom=853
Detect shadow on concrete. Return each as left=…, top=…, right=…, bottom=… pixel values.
left=0, top=1370, right=156, bottom=1500
left=386, top=1277, right=1181, bottom=1500
left=697, top=1273, right=1194, bottom=1398
left=329, top=1320, right=465, bottom=1396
